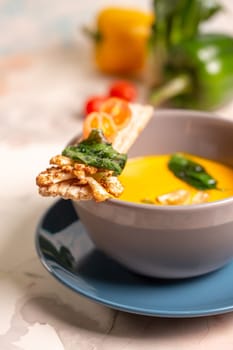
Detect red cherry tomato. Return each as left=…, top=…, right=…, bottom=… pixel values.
left=108, top=80, right=137, bottom=102
left=100, top=98, right=132, bottom=130
left=83, top=111, right=117, bottom=141
left=84, top=96, right=108, bottom=115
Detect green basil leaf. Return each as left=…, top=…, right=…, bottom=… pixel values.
left=168, top=153, right=217, bottom=190
left=62, top=129, right=127, bottom=176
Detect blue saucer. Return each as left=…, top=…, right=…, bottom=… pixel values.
left=36, top=199, right=233, bottom=318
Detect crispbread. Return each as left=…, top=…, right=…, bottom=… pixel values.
left=113, top=104, right=154, bottom=153
left=39, top=180, right=93, bottom=200
left=37, top=103, right=154, bottom=201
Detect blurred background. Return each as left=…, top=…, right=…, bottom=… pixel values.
left=0, top=0, right=151, bottom=54
left=0, top=0, right=233, bottom=144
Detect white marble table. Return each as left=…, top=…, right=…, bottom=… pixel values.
left=1, top=1, right=233, bottom=349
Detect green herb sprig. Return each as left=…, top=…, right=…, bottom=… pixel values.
left=62, top=129, right=127, bottom=176
left=168, top=153, right=217, bottom=190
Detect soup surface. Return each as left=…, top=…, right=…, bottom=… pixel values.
left=118, top=154, right=233, bottom=204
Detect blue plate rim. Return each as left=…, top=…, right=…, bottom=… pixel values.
left=35, top=200, right=233, bottom=318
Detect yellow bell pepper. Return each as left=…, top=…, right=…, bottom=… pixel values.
left=86, top=7, right=154, bottom=75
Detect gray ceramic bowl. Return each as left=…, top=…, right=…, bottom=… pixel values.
left=72, top=109, right=233, bottom=279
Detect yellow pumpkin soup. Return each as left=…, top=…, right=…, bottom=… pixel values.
left=118, top=154, right=233, bottom=205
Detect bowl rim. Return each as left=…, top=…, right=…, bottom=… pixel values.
left=70, top=108, right=233, bottom=212
left=109, top=193, right=233, bottom=212
left=110, top=108, right=233, bottom=211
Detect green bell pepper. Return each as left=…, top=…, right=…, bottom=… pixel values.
left=149, top=0, right=233, bottom=110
